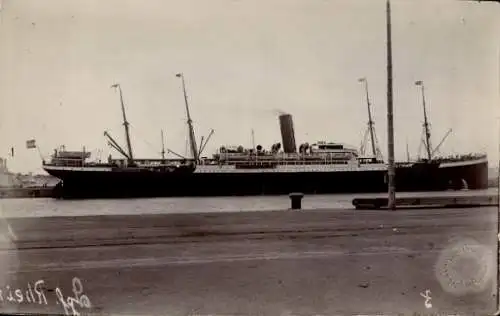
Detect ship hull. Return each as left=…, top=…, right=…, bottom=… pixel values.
left=44, top=158, right=489, bottom=199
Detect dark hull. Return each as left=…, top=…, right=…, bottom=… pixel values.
left=44, top=160, right=489, bottom=199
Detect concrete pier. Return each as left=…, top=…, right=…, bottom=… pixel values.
left=352, top=194, right=499, bottom=209
left=0, top=187, right=53, bottom=199
left=0, top=206, right=496, bottom=315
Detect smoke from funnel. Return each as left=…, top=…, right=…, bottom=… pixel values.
left=279, top=113, right=297, bottom=153
left=273, top=109, right=288, bottom=116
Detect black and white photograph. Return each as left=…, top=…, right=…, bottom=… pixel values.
left=0, top=0, right=499, bottom=315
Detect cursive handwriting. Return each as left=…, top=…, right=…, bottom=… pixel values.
left=419, top=289, right=432, bottom=309
left=0, top=280, right=47, bottom=305
left=0, top=277, right=91, bottom=316
left=55, top=277, right=92, bottom=316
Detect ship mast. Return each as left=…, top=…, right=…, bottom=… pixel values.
left=161, top=129, right=166, bottom=160
left=176, top=73, right=198, bottom=163
left=406, top=138, right=410, bottom=162
left=415, top=80, right=432, bottom=160
left=251, top=129, right=255, bottom=151
left=111, top=83, right=134, bottom=163
left=358, top=77, right=381, bottom=159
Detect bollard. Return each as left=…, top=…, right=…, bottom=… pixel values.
left=289, top=192, right=304, bottom=210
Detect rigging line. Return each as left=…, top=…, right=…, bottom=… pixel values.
left=185, top=124, right=189, bottom=157
left=128, top=124, right=163, bottom=156
left=104, top=122, right=126, bottom=133
left=103, top=123, right=128, bottom=144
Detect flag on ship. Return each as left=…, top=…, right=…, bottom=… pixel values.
left=26, top=139, right=36, bottom=149
left=415, top=80, right=423, bottom=85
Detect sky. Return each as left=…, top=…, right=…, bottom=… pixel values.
left=0, top=0, right=498, bottom=173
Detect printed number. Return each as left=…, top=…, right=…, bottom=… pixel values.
left=419, top=289, right=432, bottom=309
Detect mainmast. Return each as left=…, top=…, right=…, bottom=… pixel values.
left=176, top=73, right=199, bottom=163
left=415, top=80, right=432, bottom=160
left=111, top=83, right=134, bottom=163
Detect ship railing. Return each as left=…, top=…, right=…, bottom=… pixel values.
left=218, top=151, right=355, bottom=159
left=430, top=153, right=487, bottom=163
left=46, top=158, right=85, bottom=167
left=54, top=152, right=91, bottom=159
left=202, top=158, right=359, bottom=167
left=108, top=158, right=193, bottom=168
left=132, top=158, right=192, bottom=164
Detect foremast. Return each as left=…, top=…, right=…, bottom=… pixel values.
left=111, top=83, right=134, bottom=164
left=176, top=73, right=199, bottom=163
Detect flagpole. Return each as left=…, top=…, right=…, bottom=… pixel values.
left=386, top=0, right=396, bottom=210
left=34, top=144, right=44, bottom=164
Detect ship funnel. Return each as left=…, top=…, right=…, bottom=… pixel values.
left=279, top=113, right=297, bottom=153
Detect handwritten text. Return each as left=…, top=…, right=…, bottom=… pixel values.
left=0, top=277, right=92, bottom=316
left=55, top=277, right=92, bottom=316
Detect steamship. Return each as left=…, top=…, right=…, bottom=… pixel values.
left=41, top=2, right=491, bottom=200
left=42, top=75, right=489, bottom=199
